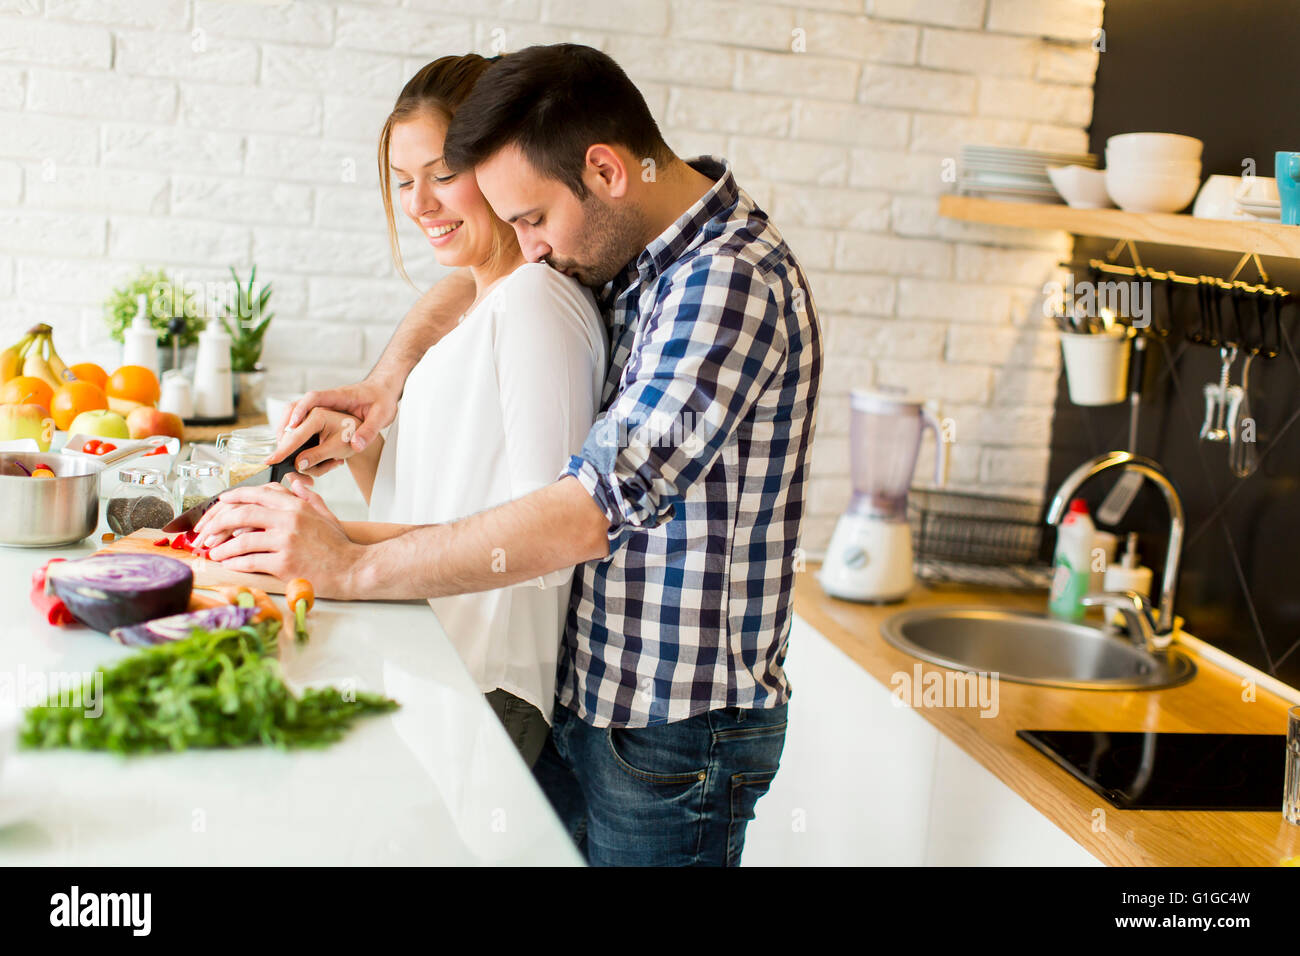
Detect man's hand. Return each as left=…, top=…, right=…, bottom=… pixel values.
left=268, top=378, right=398, bottom=473
left=194, top=477, right=366, bottom=598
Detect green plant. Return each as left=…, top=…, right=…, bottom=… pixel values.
left=102, top=267, right=206, bottom=349
left=220, top=265, right=274, bottom=373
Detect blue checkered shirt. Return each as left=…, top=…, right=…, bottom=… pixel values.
left=556, top=156, right=822, bottom=728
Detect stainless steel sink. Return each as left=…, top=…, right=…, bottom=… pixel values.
left=881, top=607, right=1196, bottom=690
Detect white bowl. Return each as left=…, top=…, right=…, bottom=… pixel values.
left=1105, top=169, right=1202, bottom=213
left=1047, top=165, right=1114, bottom=209
left=1106, top=132, right=1204, bottom=163
left=1105, top=154, right=1202, bottom=176
left=1194, top=175, right=1254, bottom=220
left=1237, top=175, right=1279, bottom=203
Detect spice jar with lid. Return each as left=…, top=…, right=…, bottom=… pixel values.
left=175, top=460, right=225, bottom=514
left=215, top=426, right=276, bottom=487
left=106, top=468, right=175, bottom=536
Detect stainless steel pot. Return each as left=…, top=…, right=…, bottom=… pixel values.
left=0, top=439, right=168, bottom=548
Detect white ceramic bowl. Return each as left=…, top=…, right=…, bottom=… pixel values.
left=1194, top=175, right=1253, bottom=220
left=1105, top=154, right=1202, bottom=176
left=1237, top=175, right=1279, bottom=203
left=1047, top=165, right=1114, bottom=209
left=1105, top=169, right=1202, bottom=213
left=1106, top=132, right=1204, bottom=163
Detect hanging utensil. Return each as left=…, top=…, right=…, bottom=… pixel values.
left=1200, top=345, right=1239, bottom=443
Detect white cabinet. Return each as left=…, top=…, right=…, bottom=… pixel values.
left=742, top=616, right=1101, bottom=867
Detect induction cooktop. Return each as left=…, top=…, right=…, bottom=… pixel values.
left=1017, top=730, right=1286, bottom=811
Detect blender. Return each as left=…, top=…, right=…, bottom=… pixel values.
left=818, top=389, right=947, bottom=603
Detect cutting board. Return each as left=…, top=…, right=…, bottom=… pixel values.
left=95, top=529, right=286, bottom=594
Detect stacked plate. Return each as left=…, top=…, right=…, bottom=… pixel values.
left=959, top=145, right=1097, bottom=202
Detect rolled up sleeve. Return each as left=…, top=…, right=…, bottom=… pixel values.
left=561, top=257, right=786, bottom=551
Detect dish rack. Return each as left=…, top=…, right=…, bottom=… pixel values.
left=907, top=489, right=1053, bottom=590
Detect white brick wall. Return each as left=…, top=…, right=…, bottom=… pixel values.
left=0, top=0, right=1102, bottom=553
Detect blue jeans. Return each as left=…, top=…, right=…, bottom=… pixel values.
left=533, top=702, right=788, bottom=866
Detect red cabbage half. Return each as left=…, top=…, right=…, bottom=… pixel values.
left=110, top=605, right=256, bottom=647
left=46, top=553, right=193, bottom=634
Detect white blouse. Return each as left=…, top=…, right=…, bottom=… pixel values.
left=368, top=263, right=608, bottom=721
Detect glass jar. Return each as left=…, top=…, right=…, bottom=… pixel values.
left=215, top=426, right=276, bottom=487
left=106, top=467, right=175, bottom=535
left=175, top=461, right=225, bottom=515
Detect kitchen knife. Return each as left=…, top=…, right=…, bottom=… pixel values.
left=162, top=434, right=319, bottom=533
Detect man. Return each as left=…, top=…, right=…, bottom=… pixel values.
left=196, top=44, right=821, bottom=866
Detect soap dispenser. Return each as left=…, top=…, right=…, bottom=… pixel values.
left=1102, top=532, right=1154, bottom=628
left=121, top=293, right=160, bottom=377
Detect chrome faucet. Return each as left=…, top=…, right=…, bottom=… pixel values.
left=1045, top=451, right=1184, bottom=643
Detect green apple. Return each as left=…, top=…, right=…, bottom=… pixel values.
left=70, top=409, right=130, bottom=440
left=0, top=403, right=55, bottom=451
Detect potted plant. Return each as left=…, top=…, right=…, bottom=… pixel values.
left=103, top=268, right=206, bottom=373
left=220, top=266, right=274, bottom=417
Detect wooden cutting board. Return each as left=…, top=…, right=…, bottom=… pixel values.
left=95, top=529, right=286, bottom=594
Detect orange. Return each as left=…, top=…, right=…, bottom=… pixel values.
left=69, top=362, right=108, bottom=391
left=106, top=365, right=160, bottom=406
left=1, top=376, right=54, bottom=412
left=50, top=381, right=108, bottom=431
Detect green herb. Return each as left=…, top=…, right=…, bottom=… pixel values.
left=219, top=265, right=274, bottom=372
left=19, top=622, right=398, bottom=754
left=102, top=267, right=207, bottom=349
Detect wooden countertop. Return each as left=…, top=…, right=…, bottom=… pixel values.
left=794, top=569, right=1300, bottom=866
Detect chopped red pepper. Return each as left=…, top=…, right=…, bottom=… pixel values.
left=167, top=531, right=209, bottom=559
left=31, top=559, right=76, bottom=626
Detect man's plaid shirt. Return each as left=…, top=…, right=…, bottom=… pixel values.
left=557, top=156, right=822, bottom=728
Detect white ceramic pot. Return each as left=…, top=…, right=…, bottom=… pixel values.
left=1060, top=327, right=1130, bottom=406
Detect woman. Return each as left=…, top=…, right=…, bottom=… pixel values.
left=300, top=55, right=606, bottom=765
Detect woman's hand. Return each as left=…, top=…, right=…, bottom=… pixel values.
left=268, top=380, right=397, bottom=476
left=274, top=407, right=361, bottom=478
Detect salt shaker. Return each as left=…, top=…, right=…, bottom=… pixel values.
left=159, top=369, right=194, bottom=419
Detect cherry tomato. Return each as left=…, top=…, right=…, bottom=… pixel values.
left=82, top=440, right=101, bottom=454
left=145, top=444, right=168, bottom=456
left=97, top=443, right=117, bottom=455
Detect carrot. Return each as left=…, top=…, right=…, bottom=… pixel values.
left=285, top=578, right=314, bottom=644
left=186, top=588, right=233, bottom=613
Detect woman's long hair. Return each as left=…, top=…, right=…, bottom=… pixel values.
left=378, top=54, right=512, bottom=284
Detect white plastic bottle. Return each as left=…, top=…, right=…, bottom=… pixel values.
left=121, top=293, right=160, bottom=377
left=1049, top=498, right=1095, bottom=622
left=1102, top=532, right=1154, bottom=627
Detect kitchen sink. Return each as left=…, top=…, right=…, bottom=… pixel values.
left=880, top=607, right=1196, bottom=690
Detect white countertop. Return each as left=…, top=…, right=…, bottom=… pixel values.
left=0, top=465, right=582, bottom=866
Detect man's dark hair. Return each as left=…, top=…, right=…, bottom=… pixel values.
left=443, top=44, right=671, bottom=198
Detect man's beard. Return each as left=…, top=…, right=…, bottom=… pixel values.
left=546, top=196, right=646, bottom=289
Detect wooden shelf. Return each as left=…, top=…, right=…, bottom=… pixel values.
left=939, top=194, right=1300, bottom=260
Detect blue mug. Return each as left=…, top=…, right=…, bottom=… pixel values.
left=1277, top=151, right=1300, bottom=225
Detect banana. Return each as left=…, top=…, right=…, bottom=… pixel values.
left=22, top=334, right=63, bottom=392
left=0, top=332, right=35, bottom=384
left=43, top=332, right=76, bottom=384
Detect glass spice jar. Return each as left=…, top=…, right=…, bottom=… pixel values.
left=175, top=460, right=225, bottom=515
left=106, top=468, right=175, bottom=536
left=215, top=426, right=277, bottom=487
